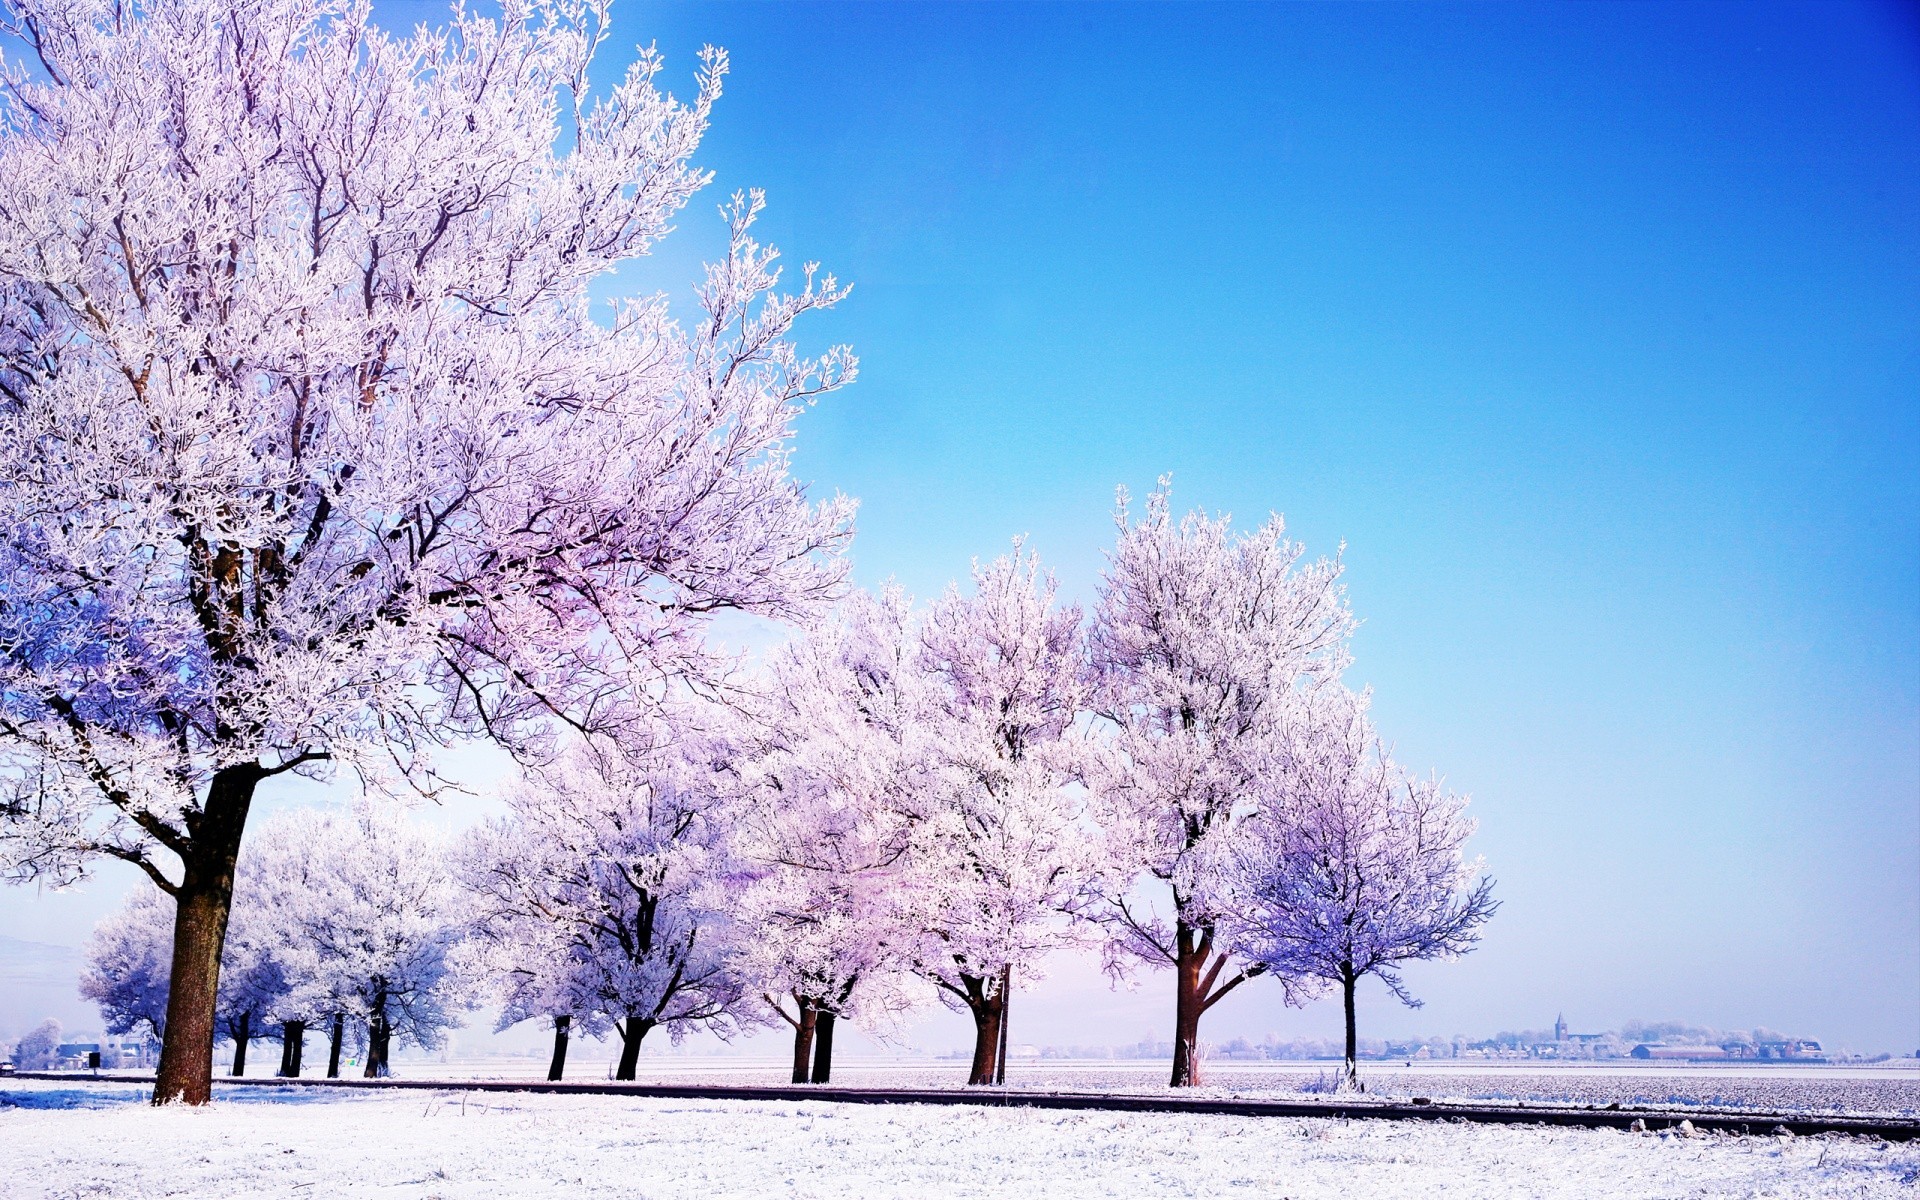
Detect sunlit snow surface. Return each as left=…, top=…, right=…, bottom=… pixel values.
left=3, top=1078, right=1916, bottom=1199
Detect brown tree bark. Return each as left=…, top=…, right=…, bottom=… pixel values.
left=229, top=1011, right=251, bottom=1076
left=547, top=1015, right=571, bottom=1082
left=614, top=1017, right=654, bottom=1081
left=151, top=765, right=262, bottom=1105
left=1341, top=967, right=1360, bottom=1091
left=325, top=1013, right=344, bottom=1078
left=1168, top=919, right=1260, bottom=1088
left=278, top=1020, right=305, bottom=1077
left=994, top=964, right=1010, bottom=1086
left=789, top=999, right=817, bottom=1084
left=962, top=973, right=1005, bottom=1086
left=364, top=992, right=392, bottom=1078
left=810, top=1010, right=836, bottom=1084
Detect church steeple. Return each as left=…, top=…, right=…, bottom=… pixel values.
left=1555, top=1013, right=1569, bottom=1042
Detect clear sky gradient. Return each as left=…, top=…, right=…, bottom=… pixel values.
left=5, top=1, right=1916, bottom=1055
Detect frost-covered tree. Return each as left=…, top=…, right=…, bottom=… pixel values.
left=906, top=545, right=1104, bottom=1086
left=465, top=734, right=751, bottom=1081
left=0, top=0, right=854, bottom=1103
left=455, top=819, right=612, bottom=1082
left=731, top=588, right=925, bottom=1083
left=1086, top=481, right=1352, bottom=1086
left=81, top=884, right=174, bottom=1046
left=1226, top=686, right=1496, bottom=1089
left=249, top=805, right=468, bottom=1078
left=211, top=895, right=287, bottom=1076
left=10, top=1019, right=61, bottom=1070
left=81, top=872, right=291, bottom=1076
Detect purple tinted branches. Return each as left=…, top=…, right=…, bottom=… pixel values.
left=1228, top=686, right=1496, bottom=1089
left=471, top=733, right=753, bottom=1082
left=909, top=544, right=1104, bottom=1086
left=732, top=589, right=925, bottom=1083
left=245, top=806, right=469, bottom=1079
left=80, top=884, right=176, bottom=1047
left=0, top=0, right=853, bottom=1103
left=1086, top=479, right=1352, bottom=1086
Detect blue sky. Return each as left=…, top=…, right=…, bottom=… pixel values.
left=5, top=1, right=1915, bottom=1055
left=611, top=0, right=1920, bottom=1052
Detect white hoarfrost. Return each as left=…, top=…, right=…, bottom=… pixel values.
left=0, top=1079, right=1912, bottom=1199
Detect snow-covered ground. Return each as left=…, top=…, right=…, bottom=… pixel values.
left=2, top=1078, right=1915, bottom=1199
left=211, top=1054, right=1920, bottom=1117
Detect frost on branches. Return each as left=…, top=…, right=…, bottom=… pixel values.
left=82, top=869, right=290, bottom=1079
left=1086, top=480, right=1352, bottom=1087
left=908, top=545, right=1105, bottom=1086
left=246, top=806, right=469, bottom=1079
left=730, top=588, right=927, bottom=1084
left=1225, top=685, right=1496, bottom=1089
left=82, top=806, right=469, bottom=1081
left=0, top=0, right=853, bottom=1103
left=459, top=733, right=751, bottom=1082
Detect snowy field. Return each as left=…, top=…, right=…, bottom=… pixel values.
left=211, top=1054, right=1920, bottom=1117
left=2, top=1078, right=1916, bottom=1199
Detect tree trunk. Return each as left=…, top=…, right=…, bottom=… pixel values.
left=994, top=964, right=1011, bottom=1085
left=278, top=1020, right=305, bottom=1078
left=790, top=999, right=817, bottom=1084
left=964, top=974, right=1005, bottom=1086
left=1342, top=968, right=1360, bottom=1092
left=229, top=1011, right=251, bottom=1077
left=1170, top=920, right=1205, bottom=1087
left=152, top=765, right=262, bottom=1105
left=614, top=1017, right=653, bottom=1081
left=365, top=990, right=392, bottom=1079
left=547, top=1015, right=571, bottom=1082
left=810, top=1011, right=836, bottom=1084
left=326, top=1013, right=343, bottom=1079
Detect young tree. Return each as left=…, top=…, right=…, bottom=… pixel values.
left=0, top=0, right=854, bottom=1104
left=731, top=589, right=925, bottom=1084
left=212, top=897, right=287, bottom=1077
left=81, top=885, right=175, bottom=1047
left=467, top=734, right=752, bottom=1081
left=1226, top=686, right=1497, bottom=1089
left=10, top=1019, right=61, bottom=1070
left=454, top=821, right=612, bottom=1082
left=1086, top=480, right=1353, bottom=1086
left=906, top=545, right=1104, bottom=1086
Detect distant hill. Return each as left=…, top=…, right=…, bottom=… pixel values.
left=0, top=936, right=91, bottom=1041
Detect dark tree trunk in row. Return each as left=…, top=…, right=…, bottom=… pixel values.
left=547, top=1015, right=571, bottom=1082
left=1341, top=967, right=1361, bottom=1092
left=1166, top=919, right=1259, bottom=1088
left=326, top=1014, right=344, bottom=1079
left=364, top=991, right=392, bottom=1078
left=229, top=1012, right=252, bottom=1077
left=1171, top=927, right=1204, bottom=1088
left=995, top=964, right=1011, bottom=1086
left=614, top=1017, right=654, bottom=1081
left=961, top=972, right=1006, bottom=1086
left=810, top=1011, right=836, bottom=1084
left=789, top=999, right=818, bottom=1084
left=152, top=765, right=262, bottom=1105
left=278, top=1020, right=305, bottom=1078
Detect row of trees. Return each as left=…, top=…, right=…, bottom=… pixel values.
left=0, top=0, right=1489, bottom=1103
left=80, top=494, right=1495, bottom=1090
left=83, top=806, right=461, bottom=1079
